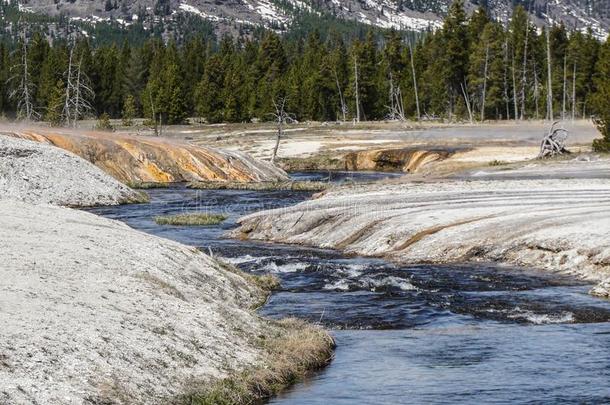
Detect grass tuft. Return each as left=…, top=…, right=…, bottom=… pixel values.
left=488, top=160, right=508, bottom=166
left=154, top=213, right=227, bottom=226
left=187, top=181, right=328, bottom=192
left=126, top=181, right=172, bottom=189
left=178, top=318, right=335, bottom=405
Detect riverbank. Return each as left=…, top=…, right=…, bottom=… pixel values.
left=158, top=120, right=601, bottom=176
left=0, top=136, right=333, bottom=403
left=0, top=124, right=287, bottom=184
left=88, top=180, right=610, bottom=405
left=234, top=158, right=610, bottom=298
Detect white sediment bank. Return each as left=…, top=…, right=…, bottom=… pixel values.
left=0, top=135, right=143, bottom=206
left=0, top=133, right=331, bottom=403
left=0, top=200, right=273, bottom=403
left=236, top=174, right=610, bottom=298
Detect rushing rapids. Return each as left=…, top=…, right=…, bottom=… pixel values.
left=89, top=172, right=610, bottom=404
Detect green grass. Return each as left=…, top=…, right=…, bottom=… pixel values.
left=187, top=181, right=328, bottom=192
left=126, top=181, right=172, bottom=189
left=154, top=213, right=227, bottom=226
left=172, top=258, right=334, bottom=404
left=178, top=318, right=335, bottom=405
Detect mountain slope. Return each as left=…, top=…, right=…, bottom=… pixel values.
left=9, top=0, right=610, bottom=38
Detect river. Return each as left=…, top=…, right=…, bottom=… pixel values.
left=88, top=172, right=610, bottom=404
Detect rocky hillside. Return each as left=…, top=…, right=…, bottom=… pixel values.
left=10, top=0, right=610, bottom=38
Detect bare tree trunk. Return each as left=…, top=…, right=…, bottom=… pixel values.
left=22, top=45, right=33, bottom=120
left=70, top=55, right=93, bottom=126
left=388, top=71, right=395, bottom=117
left=11, top=33, right=36, bottom=121
left=271, top=122, right=282, bottom=165
left=572, top=62, right=577, bottom=122
left=534, top=61, right=540, bottom=120
left=270, top=97, right=290, bottom=165
left=409, top=41, right=420, bottom=120
left=511, top=48, right=518, bottom=123
left=73, top=59, right=81, bottom=127
left=461, top=81, right=473, bottom=124
left=562, top=54, right=567, bottom=121
left=386, top=72, right=405, bottom=121
left=354, top=56, right=360, bottom=123
left=520, top=20, right=530, bottom=120
left=63, top=47, right=74, bottom=127
left=396, top=86, right=405, bottom=120
left=334, top=70, right=347, bottom=122
left=21, top=42, right=33, bottom=120
left=546, top=29, right=554, bottom=121
left=149, top=91, right=158, bottom=136
left=481, top=43, right=489, bottom=122
left=503, top=39, right=510, bottom=120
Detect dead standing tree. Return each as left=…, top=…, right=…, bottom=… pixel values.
left=353, top=55, right=361, bottom=123
left=69, top=54, right=94, bottom=125
left=8, top=29, right=39, bottom=121
left=333, top=69, right=348, bottom=122
left=460, top=80, right=474, bottom=124
left=545, top=26, right=554, bottom=121
left=481, top=43, right=490, bottom=122
left=62, top=47, right=94, bottom=127
left=269, top=97, right=294, bottom=165
left=538, top=121, right=570, bottom=158
left=386, top=71, right=405, bottom=121
left=408, top=41, right=420, bottom=121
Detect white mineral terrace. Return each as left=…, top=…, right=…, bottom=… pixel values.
left=236, top=167, right=610, bottom=298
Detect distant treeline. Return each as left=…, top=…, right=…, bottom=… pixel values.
left=0, top=0, right=609, bottom=130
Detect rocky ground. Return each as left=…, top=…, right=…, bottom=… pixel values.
left=159, top=120, right=601, bottom=175
left=0, top=131, right=331, bottom=403
left=0, top=135, right=145, bottom=206
left=235, top=156, right=610, bottom=299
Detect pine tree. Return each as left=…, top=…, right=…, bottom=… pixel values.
left=122, top=95, right=136, bottom=126
left=442, top=0, right=470, bottom=118
left=0, top=43, right=7, bottom=116
left=194, top=55, right=225, bottom=123
left=592, top=37, right=610, bottom=151
left=45, top=79, right=65, bottom=127
left=328, top=32, right=349, bottom=121
left=348, top=32, right=381, bottom=121
left=468, top=22, right=505, bottom=120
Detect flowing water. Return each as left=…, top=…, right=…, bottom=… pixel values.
left=89, top=171, right=610, bottom=404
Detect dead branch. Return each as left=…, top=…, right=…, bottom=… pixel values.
left=538, top=121, right=570, bottom=159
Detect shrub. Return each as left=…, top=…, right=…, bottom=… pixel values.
left=593, top=117, right=610, bottom=152
left=96, top=113, right=114, bottom=131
